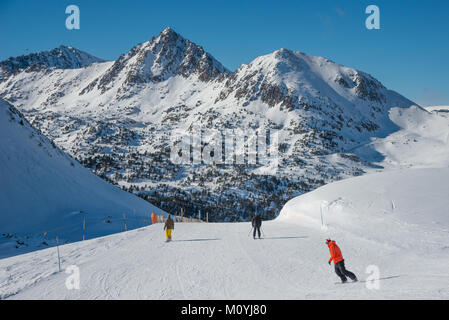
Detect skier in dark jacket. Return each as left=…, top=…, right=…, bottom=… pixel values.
left=251, top=213, right=262, bottom=239
left=326, top=239, right=357, bottom=283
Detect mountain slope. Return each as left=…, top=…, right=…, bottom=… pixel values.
left=0, top=45, right=105, bottom=81
left=1, top=168, right=448, bottom=299
left=0, top=99, right=165, bottom=258
left=214, top=48, right=418, bottom=153
left=0, top=28, right=423, bottom=222
left=353, top=105, right=449, bottom=168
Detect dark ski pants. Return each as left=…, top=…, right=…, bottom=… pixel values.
left=335, top=260, right=356, bottom=282
left=253, top=226, right=261, bottom=239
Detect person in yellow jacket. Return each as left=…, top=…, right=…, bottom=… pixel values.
left=164, top=215, right=175, bottom=242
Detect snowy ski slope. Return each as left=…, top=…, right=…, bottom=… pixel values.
left=1, top=168, right=448, bottom=299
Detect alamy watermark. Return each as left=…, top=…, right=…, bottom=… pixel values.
left=169, top=126, right=280, bottom=174
left=365, top=265, right=380, bottom=290
left=65, top=265, right=80, bottom=290
left=65, top=5, right=80, bottom=30
left=365, top=5, right=380, bottom=30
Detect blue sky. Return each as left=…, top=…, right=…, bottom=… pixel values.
left=1, top=0, right=448, bottom=106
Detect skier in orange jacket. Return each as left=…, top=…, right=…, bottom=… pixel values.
left=326, top=239, right=357, bottom=283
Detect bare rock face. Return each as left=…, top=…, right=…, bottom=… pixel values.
left=353, top=73, right=386, bottom=103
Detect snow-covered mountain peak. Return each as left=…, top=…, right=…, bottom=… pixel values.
left=245, top=48, right=383, bottom=92
left=0, top=46, right=105, bottom=81
left=142, top=26, right=230, bottom=80
left=218, top=48, right=396, bottom=111
left=157, top=26, right=182, bottom=41
left=80, top=27, right=230, bottom=95
left=249, top=48, right=331, bottom=71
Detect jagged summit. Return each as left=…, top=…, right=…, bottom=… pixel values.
left=153, top=26, right=183, bottom=45
left=160, top=26, right=177, bottom=36
left=80, top=27, right=230, bottom=94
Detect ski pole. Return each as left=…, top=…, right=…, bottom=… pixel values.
left=248, top=227, right=253, bottom=237
left=261, top=228, right=265, bottom=238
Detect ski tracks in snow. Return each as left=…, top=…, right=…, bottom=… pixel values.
left=3, top=219, right=449, bottom=299
left=236, top=226, right=302, bottom=297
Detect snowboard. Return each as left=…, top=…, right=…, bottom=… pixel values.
left=335, top=280, right=358, bottom=285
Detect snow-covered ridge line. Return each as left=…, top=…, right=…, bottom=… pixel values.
left=0, top=45, right=106, bottom=81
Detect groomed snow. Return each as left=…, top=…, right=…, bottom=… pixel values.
left=1, top=168, right=448, bottom=299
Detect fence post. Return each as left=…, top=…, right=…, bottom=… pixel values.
left=206, top=212, right=209, bottom=223
left=56, top=236, right=61, bottom=272
left=199, top=210, right=201, bottom=221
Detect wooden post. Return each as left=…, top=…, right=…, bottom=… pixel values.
left=181, top=208, right=183, bottom=222
left=206, top=212, right=209, bottom=223
left=199, top=209, right=201, bottom=221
